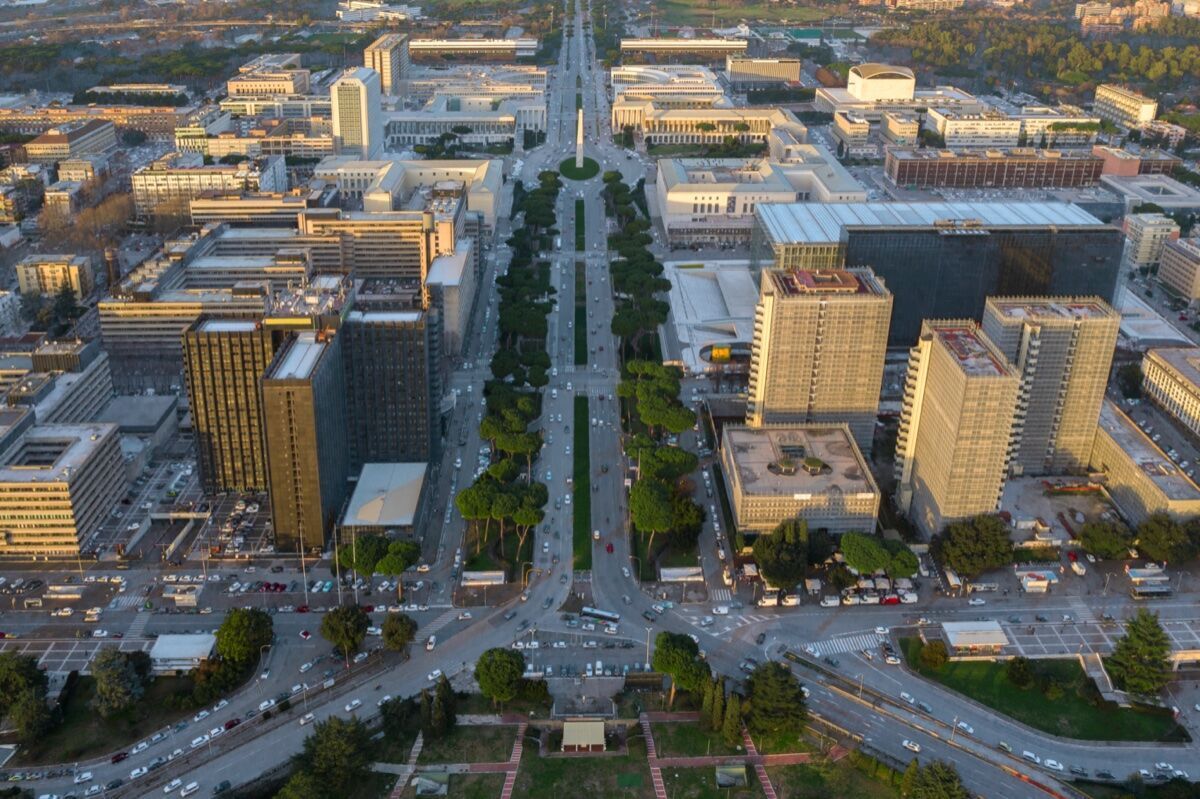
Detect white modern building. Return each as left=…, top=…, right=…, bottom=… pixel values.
left=331, top=67, right=384, bottom=159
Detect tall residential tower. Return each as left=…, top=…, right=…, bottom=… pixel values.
left=982, top=297, right=1119, bottom=476
left=331, top=67, right=383, bottom=159
left=895, top=320, right=1020, bottom=537
left=745, top=268, right=891, bottom=453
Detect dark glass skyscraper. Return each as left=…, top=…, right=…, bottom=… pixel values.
left=753, top=201, right=1124, bottom=345
left=342, top=310, right=435, bottom=469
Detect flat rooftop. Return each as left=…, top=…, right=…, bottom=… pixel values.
left=770, top=269, right=876, bottom=296
left=756, top=201, right=1106, bottom=245
left=198, top=319, right=259, bottom=333
left=342, top=462, right=427, bottom=528
left=1098, top=399, right=1200, bottom=502
left=986, top=297, right=1116, bottom=321
left=722, top=425, right=878, bottom=499
left=662, top=260, right=758, bottom=375
left=0, top=422, right=117, bottom=481
left=1147, top=347, right=1200, bottom=390
left=888, top=148, right=1101, bottom=162
left=933, top=325, right=1009, bottom=377
left=270, top=332, right=324, bottom=380
left=97, top=394, right=178, bottom=432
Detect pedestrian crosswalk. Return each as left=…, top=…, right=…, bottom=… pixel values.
left=125, top=610, right=151, bottom=639
left=1066, top=596, right=1096, bottom=624
left=709, top=588, right=731, bottom=602
left=415, top=609, right=460, bottom=643
left=108, top=594, right=142, bottom=611
left=808, top=633, right=884, bottom=657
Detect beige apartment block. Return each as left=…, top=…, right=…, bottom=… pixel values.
left=746, top=268, right=891, bottom=454
left=982, top=297, right=1119, bottom=476
left=16, top=254, right=94, bottom=301
left=1090, top=399, right=1200, bottom=524
left=1158, top=238, right=1200, bottom=302
left=895, top=320, right=1020, bottom=538
left=1094, top=84, right=1158, bottom=129
left=1142, top=347, right=1200, bottom=440
left=1124, top=212, right=1180, bottom=268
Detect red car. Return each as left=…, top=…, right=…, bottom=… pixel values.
left=224, top=718, right=241, bottom=731
left=605, top=543, right=614, bottom=553
left=297, top=605, right=309, bottom=613
left=299, top=630, right=311, bottom=640
left=111, top=752, right=129, bottom=764
left=362, top=605, right=374, bottom=613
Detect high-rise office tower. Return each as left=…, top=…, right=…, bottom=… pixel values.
left=982, top=296, right=1119, bottom=476
left=745, top=268, right=891, bottom=453
left=342, top=310, right=434, bottom=469
left=331, top=67, right=383, bottom=159
left=895, top=320, right=1020, bottom=538
left=364, top=34, right=410, bottom=96
left=752, top=201, right=1123, bottom=344
left=183, top=318, right=277, bottom=493
left=263, top=331, right=349, bottom=554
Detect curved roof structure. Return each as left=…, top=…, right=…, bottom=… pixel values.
left=850, top=63, right=915, bottom=81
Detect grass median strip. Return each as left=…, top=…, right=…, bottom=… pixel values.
left=574, top=199, right=585, bottom=251
left=572, top=395, right=592, bottom=570
left=574, top=262, right=587, bottom=366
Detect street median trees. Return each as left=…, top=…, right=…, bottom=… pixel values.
left=744, top=662, right=808, bottom=736
left=476, top=647, right=525, bottom=708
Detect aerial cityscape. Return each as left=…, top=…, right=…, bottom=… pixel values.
left=0, top=0, right=1193, bottom=796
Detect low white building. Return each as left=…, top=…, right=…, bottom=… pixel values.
left=149, top=633, right=217, bottom=674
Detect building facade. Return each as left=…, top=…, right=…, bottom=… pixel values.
left=0, top=423, right=124, bottom=557
left=263, top=331, right=349, bottom=553
left=1091, top=399, right=1200, bottom=524
left=1124, top=212, right=1180, bottom=268
left=981, top=297, right=1119, bottom=476
left=884, top=148, right=1105, bottom=189
left=132, top=152, right=287, bottom=217
left=342, top=311, right=434, bottom=469
left=895, top=320, right=1020, bottom=538
left=719, top=424, right=880, bottom=535
left=1158, top=238, right=1200, bottom=302
left=331, top=67, right=384, bottom=159
left=183, top=318, right=278, bottom=493
left=745, top=268, right=892, bottom=454
left=364, top=33, right=410, bottom=95
left=752, top=201, right=1124, bottom=345
left=1142, top=347, right=1200, bottom=441
left=1094, top=84, right=1158, bottom=128
left=16, top=254, right=94, bottom=301
left=724, top=56, right=801, bottom=89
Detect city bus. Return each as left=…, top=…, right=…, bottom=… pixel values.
left=1130, top=583, right=1172, bottom=600
left=581, top=606, right=620, bottom=624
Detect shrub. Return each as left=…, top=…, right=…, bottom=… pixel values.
left=919, top=640, right=949, bottom=670
left=1006, top=656, right=1034, bottom=689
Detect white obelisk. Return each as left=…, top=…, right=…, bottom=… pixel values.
left=576, top=109, right=585, bottom=170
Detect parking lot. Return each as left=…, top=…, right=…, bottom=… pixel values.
left=0, top=637, right=152, bottom=674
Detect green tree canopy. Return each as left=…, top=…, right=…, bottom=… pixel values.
left=476, top=647, right=525, bottom=707
left=336, top=533, right=391, bottom=576
left=840, top=532, right=890, bottom=574
left=320, top=605, right=370, bottom=658
left=0, top=652, right=47, bottom=724
left=903, top=760, right=970, bottom=799
left=937, top=515, right=1013, bottom=578
left=376, top=539, right=421, bottom=577
left=299, top=716, right=373, bottom=795
left=745, top=661, right=808, bottom=736
left=652, top=632, right=710, bottom=707
left=215, top=607, right=273, bottom=665
left=91, top=647, right=148, bottom=718
left=381, top=613, right=418, bottom=652
left=1107, top=608, right=1171, bottom=696
left=753, top=518, right=809, bottom=588
left=1137, top=513, right=1193, bottom=563
left=1080, top=520, right=1133, bottom=560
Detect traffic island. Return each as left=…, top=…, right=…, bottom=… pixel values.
left=559, top=157, right=600, bottom=181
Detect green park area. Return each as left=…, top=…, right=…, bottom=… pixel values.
left=575, top=199, right=586, bottom=251
left=559, top=157, right=600, bottom=181
left=511, top=734, right=652, bottom=798
left=653, top=0, right=832, bottom=24
left=416, top=724, right=513, bottom=764
left=574, top=263, right=587, bottom=366
left=902, top=639, right=1185, bottom=742
left=573, top=395, right=592, bottom=570
left=767, top=754, right=903, bottom=798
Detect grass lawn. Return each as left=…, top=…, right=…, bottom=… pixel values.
left=456, top=692, right=553, bottom=719
left=574, top=263, right=587, bottom=366
left=417, top=724, right=514, bottom=765
left=655, top=0, right=834, bottom=24
left=651, top=722, right=739, bottom=757
left=512, top=733, right=653, bottom=798
left=751, top=728, right=813, bottom=756
left=628, top=528, right=696, bottom=581
left=573, top=395, right=592, bottom=570
left=900, top=638, right=1186, bottom=742
left=768, top=758, right=901, bottom=798
left=661, top=766, right=760, bottom=798
left=14, top=674, right=197, bottom=764
left=574, top=199, right=585, bottom=251
left=646, top=143, right=768, bottom=159
left=560, top=157, right=600, bottom=181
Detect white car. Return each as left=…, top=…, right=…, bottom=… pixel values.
left=378, top=694, right=392, bottom=707
left=1044, top=759, right=1064, bottom=772
left=129, top=766, right=148, bottom=780
left=190, top=734, right=209, bottom=749
left=458, top=611, right=472, bottom=620
left=92, top=629, right=108, bottom=638
left=344, top=699, right=362, bottom=713
left=874, top=626, right=889, bottom=636
left=967, top=598, right=986, bottom=606
left=903, top=740, right=921, bottom=753
left=416, top=564, right=431, bottom=573
left=163, top=779, right=183, bottom=794
left=712, top=605, right=729, bottom=615
left=73, top=772, right=93, bottom=785
left=427, top=669, right=443, bottom=682
left=621, top=566, right=630, bottom=578
left=192, top=710, right=209, bottom=723
left=131, top=740, right=148, bottom=754
left=956, top=721, right=974, bottom=735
